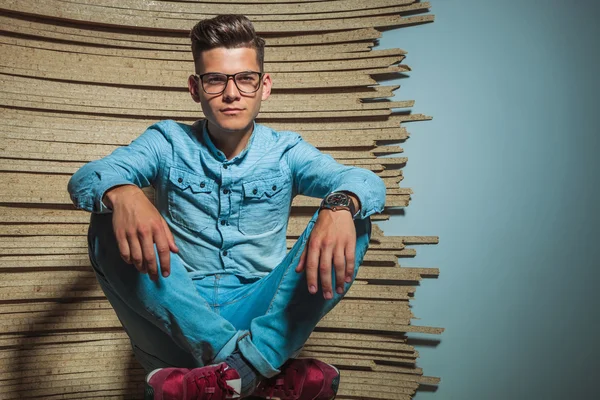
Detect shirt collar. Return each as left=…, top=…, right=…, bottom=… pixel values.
left=201, top=119, right=258, bottom=163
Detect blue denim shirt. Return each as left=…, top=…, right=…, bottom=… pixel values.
left=68, top=120, right=386, bottom=278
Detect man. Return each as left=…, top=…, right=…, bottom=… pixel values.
left=68, top=14, right=386, bottom=400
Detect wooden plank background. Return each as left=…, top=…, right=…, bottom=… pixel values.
left=0, top=1, right=442, bottom=398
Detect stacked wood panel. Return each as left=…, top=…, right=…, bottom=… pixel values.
left=0, top=1, right=442, bottom=398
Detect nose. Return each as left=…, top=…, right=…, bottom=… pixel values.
left=223, top=76, right=241, bottom=101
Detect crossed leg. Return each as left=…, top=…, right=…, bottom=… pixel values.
left=88, top=210, right=371, bottom=377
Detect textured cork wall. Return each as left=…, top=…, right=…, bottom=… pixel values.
left=0, top=1, right=442, bottom=398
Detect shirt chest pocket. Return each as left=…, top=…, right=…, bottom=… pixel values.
left=167, top=167, right=216, bottom=233
left=238, top=176, right=290, bottom=236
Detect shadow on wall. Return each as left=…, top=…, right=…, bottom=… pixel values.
left=5, top=273, right=145, bottom=398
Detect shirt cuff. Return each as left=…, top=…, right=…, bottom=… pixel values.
left=96, top=181, right=136, bottom=214
left=331, top=182, right=386, bottom=220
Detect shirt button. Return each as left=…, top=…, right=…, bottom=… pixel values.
left=272, top=185, right=277, bottom=191
left=223, top=250, right=228, bottom=256
left=223, top=165, right=228, bottom=169
left=200, top=182, right=205, bottom=188
left=221, top=220, right=226, bottom=226
left=223, top=188, right=229, bottom=194
left=252, top=188, right=258, bottom=195
left=177, top=178, right=183, bottom=183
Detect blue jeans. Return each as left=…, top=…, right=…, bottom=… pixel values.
left=87, top=210, right=371, bottom=378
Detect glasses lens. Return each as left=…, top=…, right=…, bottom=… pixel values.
left=201, top=74, right=228, bottom=94
left=235, top=72, right=261, bottom=93
left=200, top=72, right=261, bottom=94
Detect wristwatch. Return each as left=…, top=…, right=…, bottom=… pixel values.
left=319, top=191, right=360, bottom=219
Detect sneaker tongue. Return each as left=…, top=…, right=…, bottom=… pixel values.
left=278, top=366, right=305, bottom=399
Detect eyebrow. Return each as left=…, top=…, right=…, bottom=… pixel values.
left=199, top=70, right=259, bottom=74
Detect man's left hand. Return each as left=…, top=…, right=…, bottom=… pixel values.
left=295, top=202, right=357, bottom=299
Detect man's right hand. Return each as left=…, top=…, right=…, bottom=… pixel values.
left=103, top=185, right=179, bottom=281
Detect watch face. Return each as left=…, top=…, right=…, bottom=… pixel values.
left=325, top=192, right=349, bottom=206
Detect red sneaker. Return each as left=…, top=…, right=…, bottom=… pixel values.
left=252, top=358, right=340, bottom=400
left=145, top=362, right=242, bottom=400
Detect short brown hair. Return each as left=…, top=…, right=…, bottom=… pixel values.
left=190, top=15, right=265, bottom=72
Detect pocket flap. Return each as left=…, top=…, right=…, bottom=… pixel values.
left=243, top=176, right=285, bottom=199
left=169, top=167, right=213, bottom=193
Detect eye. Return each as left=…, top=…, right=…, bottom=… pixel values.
left=238, top=73, right=258, bottom=82
left=205, top=74, right=227, bottom=84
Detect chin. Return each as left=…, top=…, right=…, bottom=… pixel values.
left=221, top=120, right=250, bottom=132
left=215, top=117, right=253, bottom=132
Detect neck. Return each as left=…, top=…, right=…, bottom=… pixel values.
left=206, top=120, right=254, bottom=160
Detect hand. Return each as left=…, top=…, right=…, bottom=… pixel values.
left=295, top=208, right=357, bottom=299
left=103, top=185, right=179, bottom=281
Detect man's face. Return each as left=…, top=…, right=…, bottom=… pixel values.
left=188, top=47, right=271, bottom=134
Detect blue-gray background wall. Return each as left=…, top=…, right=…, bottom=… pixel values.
left=375, top=1, right=600, bottom=399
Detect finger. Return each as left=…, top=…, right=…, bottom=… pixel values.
left=345, top=239, right=357, bottom=283
left=115, top=229, right=131, bottom=264
left=333, top=249, right=346, bottom=294
left=319, top=247, right=334, bottom=300
left=295, top=247, right=307, bottom=273
left=126, top=232, right=145, bottom=273
left=138, top=229, right=158, bottom=281
left=154, top=226, right=171, bottom=278
left=305, top=240, right=320, bottom=295
left=161, top=218, right=179, bottom=253
left=141, top=259, right=150, bottom=275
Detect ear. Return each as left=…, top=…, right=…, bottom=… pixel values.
left=188, top=75, right=201, bottom=103
left=260, top=73, right=272, bottom=101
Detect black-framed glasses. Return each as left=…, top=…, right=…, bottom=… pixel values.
left=194, top=71, right=264, bottom=95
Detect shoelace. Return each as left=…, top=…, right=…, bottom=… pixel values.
left=258, top=368, right=298, bottom=399
left=193, top=364, right=239, bottom=399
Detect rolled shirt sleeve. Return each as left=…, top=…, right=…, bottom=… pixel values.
left=285, top=136, right=386, bottom=219
left=67, top=127, right=166, bottom=214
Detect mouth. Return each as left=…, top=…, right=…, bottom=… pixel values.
left=221, top=108, right=244, bottom=115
